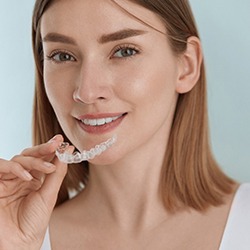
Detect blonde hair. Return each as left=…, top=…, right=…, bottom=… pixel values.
left=32, top=0, right=234, bottom=210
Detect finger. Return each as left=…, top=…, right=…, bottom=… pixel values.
left=38, top=146, right=74, bottom=211
left=21, top=135, right=64, bottom=161
left=11, top=155, right=56, bottom=175
left=0, top=158, right=33, bottom=181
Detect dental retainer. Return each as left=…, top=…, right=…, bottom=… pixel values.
left=55, top=135, right=117, bottom=164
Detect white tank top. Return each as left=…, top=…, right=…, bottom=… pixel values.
left=219, top=183, right=250, bottom=249
left=41, top=183, right=250, bottom=250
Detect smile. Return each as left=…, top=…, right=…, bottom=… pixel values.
left=77, top=113, right=127, bottom=134
left=81, top=114, right=124, bottom=126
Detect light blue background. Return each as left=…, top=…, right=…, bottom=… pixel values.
left=0, top=1, right=249, bottom=182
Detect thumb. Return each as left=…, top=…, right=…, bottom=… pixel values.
left=38, top=146, right=74, bottom=211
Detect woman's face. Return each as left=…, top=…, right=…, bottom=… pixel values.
left=41, top=0, right=181, bottom=165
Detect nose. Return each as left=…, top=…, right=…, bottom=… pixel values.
left=73, top=62, right=112, bottom=104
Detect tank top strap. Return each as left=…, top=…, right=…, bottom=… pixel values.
left=219, top=183, right=250, bottom=250
left=41, top=227, right=51, bottom=250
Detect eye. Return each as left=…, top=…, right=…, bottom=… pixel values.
left=113, top=46, right=139, bottom=58
left=47, top=51, right=76, bottom=63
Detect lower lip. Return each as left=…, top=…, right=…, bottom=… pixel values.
left=77, top=114, right=126, bottom=134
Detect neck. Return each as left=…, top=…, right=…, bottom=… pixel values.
left=81, top=132, right=170, bottom=232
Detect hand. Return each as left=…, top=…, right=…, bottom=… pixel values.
left=0, top=135, right=73, bottom=250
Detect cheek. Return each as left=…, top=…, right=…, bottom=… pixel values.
left=43, top=64, right=75, bottom=110
left=113, top=58, right=178, bottom=107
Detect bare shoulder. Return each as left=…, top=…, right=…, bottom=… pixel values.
left=160, top=183, right=240, bottom=250
left=49, top=191, right=92, bottom=249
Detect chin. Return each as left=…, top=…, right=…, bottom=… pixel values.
left=88, top=156, right=118, bottom=166
left=87, top=148, right=123, bottom=166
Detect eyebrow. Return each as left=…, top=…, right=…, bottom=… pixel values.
left=43, top=33, right=77, bottom=45
left=98, top=29, right=147, bottom=43
left=42, top=29, right=147, bottom=45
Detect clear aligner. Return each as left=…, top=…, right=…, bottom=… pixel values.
left=55, top=135, right=117, bottom=164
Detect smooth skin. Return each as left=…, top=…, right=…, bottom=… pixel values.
left=0, top=0, right=238, bottom=249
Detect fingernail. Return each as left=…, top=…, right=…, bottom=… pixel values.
left=48, top=135, right=58, bottom=143
left=23, top=170, right=33, bottom=181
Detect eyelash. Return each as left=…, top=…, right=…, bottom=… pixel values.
left=46, top=50, right=76, bottom=64
left=45, top=44, right=140, bottom=64
left=111, top=45, right=140, bottom=59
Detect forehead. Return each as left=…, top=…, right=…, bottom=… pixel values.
left=41, top=0, right=166, bottom=37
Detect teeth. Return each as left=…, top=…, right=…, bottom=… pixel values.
left=105, top=117, right=113, bottom=123
left=97, top=118, right=106, bottom=126
left=81, top=115, right=122, bottom=126
left=89, top=119, right=97, bottom=126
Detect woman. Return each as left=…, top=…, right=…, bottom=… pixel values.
left=0, top=0, right=249, bottom=249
